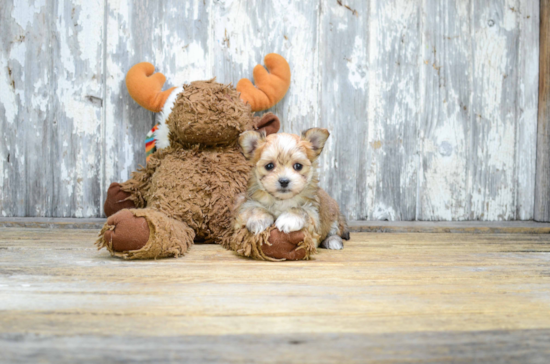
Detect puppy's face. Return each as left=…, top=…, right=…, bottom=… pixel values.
left=239, top=128, right=330, bottom=200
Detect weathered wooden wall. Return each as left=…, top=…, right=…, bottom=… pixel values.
left=535, top=0, right=550, bottom=221
left=0, top=0, right=540, bottom=220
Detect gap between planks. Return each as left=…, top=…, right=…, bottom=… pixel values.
left=0, top=217, right=550, bottom=234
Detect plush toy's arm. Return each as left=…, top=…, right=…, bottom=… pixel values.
left=228, top=224, right=316, bottom=261
left=104, top=150, right=166, bottom=217
left=103, top=182, right=136, bottom=217
left=225, top=187, right=315, bottom=261
left=119, top=149, right=167, bottom=208
left=117, top=169, right=152, bottom=209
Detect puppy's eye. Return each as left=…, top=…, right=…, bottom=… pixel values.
left=265, top=163, right=275, bottom=171
left=293, top=163, right=303, bottom=171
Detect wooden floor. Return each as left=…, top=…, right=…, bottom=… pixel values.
left=1, top=228, right=550, bottom=363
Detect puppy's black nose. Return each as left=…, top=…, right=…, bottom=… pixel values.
left=278, top=178, right=290, bottom=188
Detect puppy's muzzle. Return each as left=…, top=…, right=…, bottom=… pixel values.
left=278, top=178, right=290, bottom=188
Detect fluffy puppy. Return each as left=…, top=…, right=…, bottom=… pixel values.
left=235, top=128, right=349, bottom=249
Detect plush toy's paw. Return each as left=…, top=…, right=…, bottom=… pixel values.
left=103, top=210, right=150, bottom=252
left=104, top=182, right=135, bottom=217
left=260, top=229, right=307, bottom=261
left=320, top=235, right=344, bottom=250
left=246, top=214, right=274, bottom=235
left=275, top=212, right=305, bottom=233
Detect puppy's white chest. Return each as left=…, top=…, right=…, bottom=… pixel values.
left=269, top=199, right=302, bottom=218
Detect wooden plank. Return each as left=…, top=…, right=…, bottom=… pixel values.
left=364, top=0, right=421, bottom=221
left=418, top=1, right=539, bottom=221
left=469, top=0, right=524, bottom=220
left=0, top=0, right=45, bottom=218
left=348, top=220, right=550, bottom=233
left=102, top=0, right=157, bottom=203
left=0, top=0, right=104, bottom=217
left=515, top=0, right=540, bottom=219
left=418, top=0, right=473, bottom=220
left=1, top=330, right=550, bottom=364
left=103, top=0, right=212, bottom=212
left=1, top=229, right=550, bottom=362
left=535, top=0, right=550, bottom=221
left=3, top=218, right=550, bottom=233
left=0, top=217, right=106, bottom=229
left=317, top=0, right=369, bottom=221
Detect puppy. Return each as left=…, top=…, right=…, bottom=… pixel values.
left=235, top=128, right=349, bottom=250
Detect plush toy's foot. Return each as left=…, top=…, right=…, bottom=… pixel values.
left=103, top=210, right=150, bottom=251
left=261, top=230, right=308, bottom=260
left=96, top=208, right=195, bottom=260
left=228, top=226, right=316, bottom=261
left=104, top=182, right=136, bottom=217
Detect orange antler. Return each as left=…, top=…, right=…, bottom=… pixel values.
left=237, top=53, right=291, bottom=112
left=125, top=62, right=176, bottom=113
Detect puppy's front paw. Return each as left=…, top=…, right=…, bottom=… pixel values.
left=275, top=213, right=305, bottom=233
left=246, top=214, right=274, bottom=235
left=320, top=235, right=344, bottom=250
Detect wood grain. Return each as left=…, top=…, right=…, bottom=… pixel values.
left=0, top=0, right=104, bottom=217
left=516, top=0, right=540, bottom=220
left=4, top=217, right=550, bottom=233
left=418, top=0, right=474, bottom=220
left=1, top=228, right=550, bottom=362
left=348, top=219, right=550, bottom=233
left=470, top=0, right=521, bottom=220
left=535, top=0, right=550, bottom=221
left=318, top=0, right=369, bottom=220
left=0, top=1, right=542, bottom=221
left=2, top=330, right=550, bottom=364
left=367, top=0, right=421, bottom=221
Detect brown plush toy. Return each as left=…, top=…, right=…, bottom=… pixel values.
left=96, top=54, right=316, bottom=261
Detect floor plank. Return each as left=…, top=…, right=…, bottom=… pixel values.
left=3, top=217, right=550, bottom=234
left=1, top=228, right=549, bottom=363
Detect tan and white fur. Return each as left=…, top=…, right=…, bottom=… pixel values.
left=236, top=128, right=349, bottom=249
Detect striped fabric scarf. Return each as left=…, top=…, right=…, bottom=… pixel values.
left=145, top=124, right=159, bottom=162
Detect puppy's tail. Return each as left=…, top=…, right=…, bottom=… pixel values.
left=339, top=212, right=350, bottom=241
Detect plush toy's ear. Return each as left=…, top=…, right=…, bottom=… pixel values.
left=126, top=62, right=176, bottom=112
left=237, top=53, right=291, bottom=112
left=301, top=128, right=330, bottom=159
left=239, top=130, right=266, bottom=160
left=254, top=112, right=280, bottom=136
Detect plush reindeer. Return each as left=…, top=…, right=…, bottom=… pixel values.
left=97, top=54, right=316, bottom=261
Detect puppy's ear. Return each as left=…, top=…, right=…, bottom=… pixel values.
left=254, top=112, right=280, bottom=136
left=301, top=128, right=330, bottom=158
left=239, top=130, right=266, bottom=159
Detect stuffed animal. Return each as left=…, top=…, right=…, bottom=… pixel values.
left=96, top=54, right=317, bottom=261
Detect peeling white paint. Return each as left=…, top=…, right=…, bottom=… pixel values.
left=77, top=1, right=104, bottom=71
left=11, top=0, right=45, bottom=28
left=347, top=36, right=367, bottom=90
left=502, top=0, right=518, bottom=31
left=60, top=161, right=74, bottom=198
left=31, top=78, right=48, bottom=113
left=0, top=56, right=18, bottom=125
left=473, top=25, right=507, bottom=123
left=9, top=41, right=27, bottom=73
left=172, top=41, right=208, bottom=83
left=371, top=204, right=397, bottom=221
